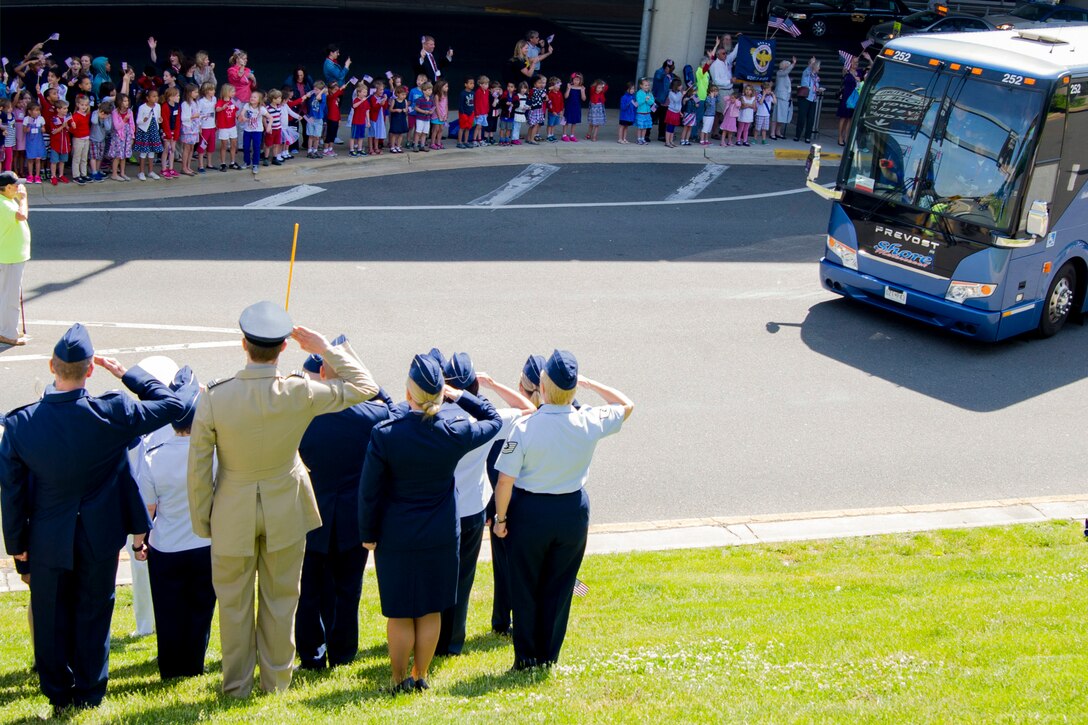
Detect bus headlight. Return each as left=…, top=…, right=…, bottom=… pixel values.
left=946, top=281, right=997, bottom=303
left=826, top=236, right=858, bottom=270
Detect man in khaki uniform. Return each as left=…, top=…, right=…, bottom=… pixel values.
left=187, top=301, right=378, bottom=698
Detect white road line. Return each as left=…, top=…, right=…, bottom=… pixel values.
left=0, top=340, right=241, bottom=363
left=31, top=185, right=814, bottom=212
left=468, top=164, right=561, bottom=206
left=28, top=320, right=240, bottom=334
left=666, top=163, right=729, bottom=201
left=244, top=184, right=326, bottom=208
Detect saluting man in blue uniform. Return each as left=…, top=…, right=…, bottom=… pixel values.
left=0, top=323, right=185, bottom=714
left=492, top=350, right=633, bottom=670
left=295, top=334, right=395, bottom=670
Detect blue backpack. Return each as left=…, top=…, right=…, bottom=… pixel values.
left=683, top=64, right=695, bottom=88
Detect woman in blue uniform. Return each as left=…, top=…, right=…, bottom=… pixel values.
left=358, top=353, right=502, bottom=692
left=492, top=349, right=633, bottom=670
left=139, top=366, right=217, bottom=679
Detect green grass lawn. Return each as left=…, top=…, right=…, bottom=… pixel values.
left=2, top=521, right=1086, bottom=723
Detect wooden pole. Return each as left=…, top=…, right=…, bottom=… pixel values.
left=285, top=223, right=299, bottom=311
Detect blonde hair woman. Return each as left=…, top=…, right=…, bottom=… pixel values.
left=492, top=349, right=633, bottom=670
left=358, top=353, right=502, bottom=693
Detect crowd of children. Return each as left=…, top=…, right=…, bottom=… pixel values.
left=0, top=35, right=797, bottom=187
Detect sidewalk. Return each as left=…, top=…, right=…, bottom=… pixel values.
left=3, top=494, right=1083, bottom=594
left=23, top=118, right=840, bottom=207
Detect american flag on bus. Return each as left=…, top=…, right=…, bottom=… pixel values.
left=768, top=16, right=803, bottom=37
left=573, top=579, right=589, bottom=597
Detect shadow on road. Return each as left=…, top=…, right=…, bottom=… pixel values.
left=797, top=299, right=1088, bottom=412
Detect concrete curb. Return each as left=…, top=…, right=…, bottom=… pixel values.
left=24, top=122, right=826, bottom=207
left=3, top=494, right=1085, bottom=594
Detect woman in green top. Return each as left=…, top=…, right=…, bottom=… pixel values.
left=0, top=170, right=30, bottom=347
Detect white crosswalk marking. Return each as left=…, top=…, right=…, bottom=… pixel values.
left=244, top=184, right=326, bottom=208
left=468, top=164, right=560, bottom=206
left=666, top=164, right=729, bottom=201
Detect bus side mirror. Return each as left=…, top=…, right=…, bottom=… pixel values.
left=805, top=143, right=844, bottom=201
left=806, top=143, right=821, bottom=182
left=1026, top=200, right=1049, bottom=238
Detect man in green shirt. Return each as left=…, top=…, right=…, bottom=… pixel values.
left=0, top=171, right=31, bottom=347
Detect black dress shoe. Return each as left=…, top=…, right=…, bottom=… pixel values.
left=387, top=677, right=416, bottom=695
left=414, top=678, right=430, bottom=692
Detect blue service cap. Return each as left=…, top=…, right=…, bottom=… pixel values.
left=409, top=352, right=445, bottom=395
left=425, top=347, right=446, bottom=369
left=170, top=365, right=200, bottom=430
left=545, top=349, right=578, bottom=391
left=443, top=352, right=477, bottom=390
left=54, top=323, right=94, bottom=362
left=239, top=301, right=293, bottom=346
left=302, top=334, right=346, bottom=373
left=522, top=354, right=545, bottom=387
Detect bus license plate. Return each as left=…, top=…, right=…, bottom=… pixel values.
left=884, top=286, right=907, bottom=304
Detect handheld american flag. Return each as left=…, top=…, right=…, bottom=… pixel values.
left=573, top=579, right=589, bottom=597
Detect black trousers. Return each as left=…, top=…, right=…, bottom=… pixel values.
left=794, top=97, right=817, bottom=141
left=655, top=104, right=669, bottom=140
left=29, top=521, right=119, bottom=709
left=295, top=545, right=367, bottom=668
left=437, top=511, right=486, bottom=655
left=147, top=545, right=216, bottom=679
left=490, top=519, right=513, bottom=633
left=506, top=488, right=589, bottom=667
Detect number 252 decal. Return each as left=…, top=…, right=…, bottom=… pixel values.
left=890, top=51, right=912, bottom=62
left=1002, top=73, right=1024, bottom=85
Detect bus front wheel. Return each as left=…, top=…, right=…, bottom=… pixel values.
left=1038, top=263, right=1077, bottom=338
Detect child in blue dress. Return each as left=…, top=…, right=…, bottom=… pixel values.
left=617, top=82, right=636, bottom=144
left=563, top=73, right=585, bottom=142
left=388, top=86, right=409, bottom=153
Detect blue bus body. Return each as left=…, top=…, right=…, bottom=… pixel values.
left=817, top=27, right=1088, bottom=341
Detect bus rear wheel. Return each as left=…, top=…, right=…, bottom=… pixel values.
left=1038, top=263, right=1077, bottom=338
left=811, top=19, right=828, bottom=37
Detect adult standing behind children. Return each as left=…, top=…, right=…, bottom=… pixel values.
left=0, top=171, right=29, bottom=346
left=417, top=36, right=453, bottom=84
left=187, top=303, right=379, bottom=699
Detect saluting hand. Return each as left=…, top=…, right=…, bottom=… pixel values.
left=93, top=355, right=127, bottom=379
left=291, top=326, right=330, bottom=355
left=362, top=542, right=376, bottom=551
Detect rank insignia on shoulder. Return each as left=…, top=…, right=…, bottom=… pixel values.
left=207, top=377, right=235, bottom=390
left=501, top=440, right=518, bottom=455
left=286, top=370, right=306, bottom=379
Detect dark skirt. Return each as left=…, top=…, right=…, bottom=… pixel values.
left=374, top=542, right=458, bottom=618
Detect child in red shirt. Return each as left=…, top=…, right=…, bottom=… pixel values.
left=368, top=81, right=388, bottom=155
left=48, top=98, right=72, bottom=184
left=160, top=87, right=182, bottom=178
left=587, top=79, right=609, bottom=142
left=325, top=80, right=352, bottom=156
left=68, top=94, right=92, bottom=183
left=216, top=83, right=240, bottom=170
left=473, top=75, right=490, bottom=145
left=350, top=84, right=369, bottom=157
left=546, top=77, right=564, bottom=143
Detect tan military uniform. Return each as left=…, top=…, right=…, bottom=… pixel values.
left=187, top=343, right=377, bottom=698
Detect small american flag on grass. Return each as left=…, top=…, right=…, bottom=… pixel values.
left=573, top=579, right=589, bottom=597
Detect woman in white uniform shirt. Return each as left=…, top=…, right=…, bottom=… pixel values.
left=492, top=349, right=633, bottom=670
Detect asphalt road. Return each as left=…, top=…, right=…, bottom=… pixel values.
left=4, top=162, right=1087, bottom=525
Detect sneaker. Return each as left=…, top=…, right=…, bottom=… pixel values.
left=148, top=172, right=160, bottom=180
left=262, top=158, right=270, bottom=166
left=324, top=150, right=337, bottom=158
left=511, top=139, right=522, bottom=145
left=59, top=175, right=70, bottom=183
left=92, top=172, right=105, bottom=181
left=229, top=162, right=243, bottom=170
left=252, top=165, right=259, bottom=174
left=761, top=139, right=767, bottom=145
left=137, top=172, right=146, bottom=181
left=570, top=136, right=579, bottom=143
left=334, top=136, right=345, bottom=145
left=272, top=158, right=283, bottom=166
left=51, top=176, right=59, bottom=185
left=561, top=134, right=570, bottom=142
left=198, top=167, right=206, bottom=174
left=456, top=143, right=465, bottom=149
left=220, top=164, right=227, bottom=172
left=421, top=145, right=430, bottom=152
left=75, top=176, right=86, bottom=185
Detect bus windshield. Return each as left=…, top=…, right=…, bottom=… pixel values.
left=843, top=60, right=1045, bottom=233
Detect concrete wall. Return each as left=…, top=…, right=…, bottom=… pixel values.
left=646, top=0, right=711, bottom=78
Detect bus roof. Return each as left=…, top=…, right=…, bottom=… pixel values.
left=887, top=25, right=1088, bottom=79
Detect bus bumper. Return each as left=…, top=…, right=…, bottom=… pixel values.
left=819, top=258, right=1003, bottom=341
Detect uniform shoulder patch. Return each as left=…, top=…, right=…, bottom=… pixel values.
left=501, top=440, right=518, bottom=455
left=286, top=370, right=306, bottom=379
left=206, top=377, right=235, bottom=390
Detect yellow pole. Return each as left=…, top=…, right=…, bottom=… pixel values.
left=285, top=223, right=299, bottom=311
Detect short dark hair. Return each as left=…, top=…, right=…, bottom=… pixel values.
left=244, top=339, right=282, bottom=363
left=326, top=44, right=339, bottom=57
left=52, top=355, right=91, bottom=381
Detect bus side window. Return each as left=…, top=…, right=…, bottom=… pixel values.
left=1050, top=81, right=1087, bottom=223
left=1018, top=86, right=1067, bottom=233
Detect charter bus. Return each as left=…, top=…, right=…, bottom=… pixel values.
left=806, top=25, right=1088, bottom=340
